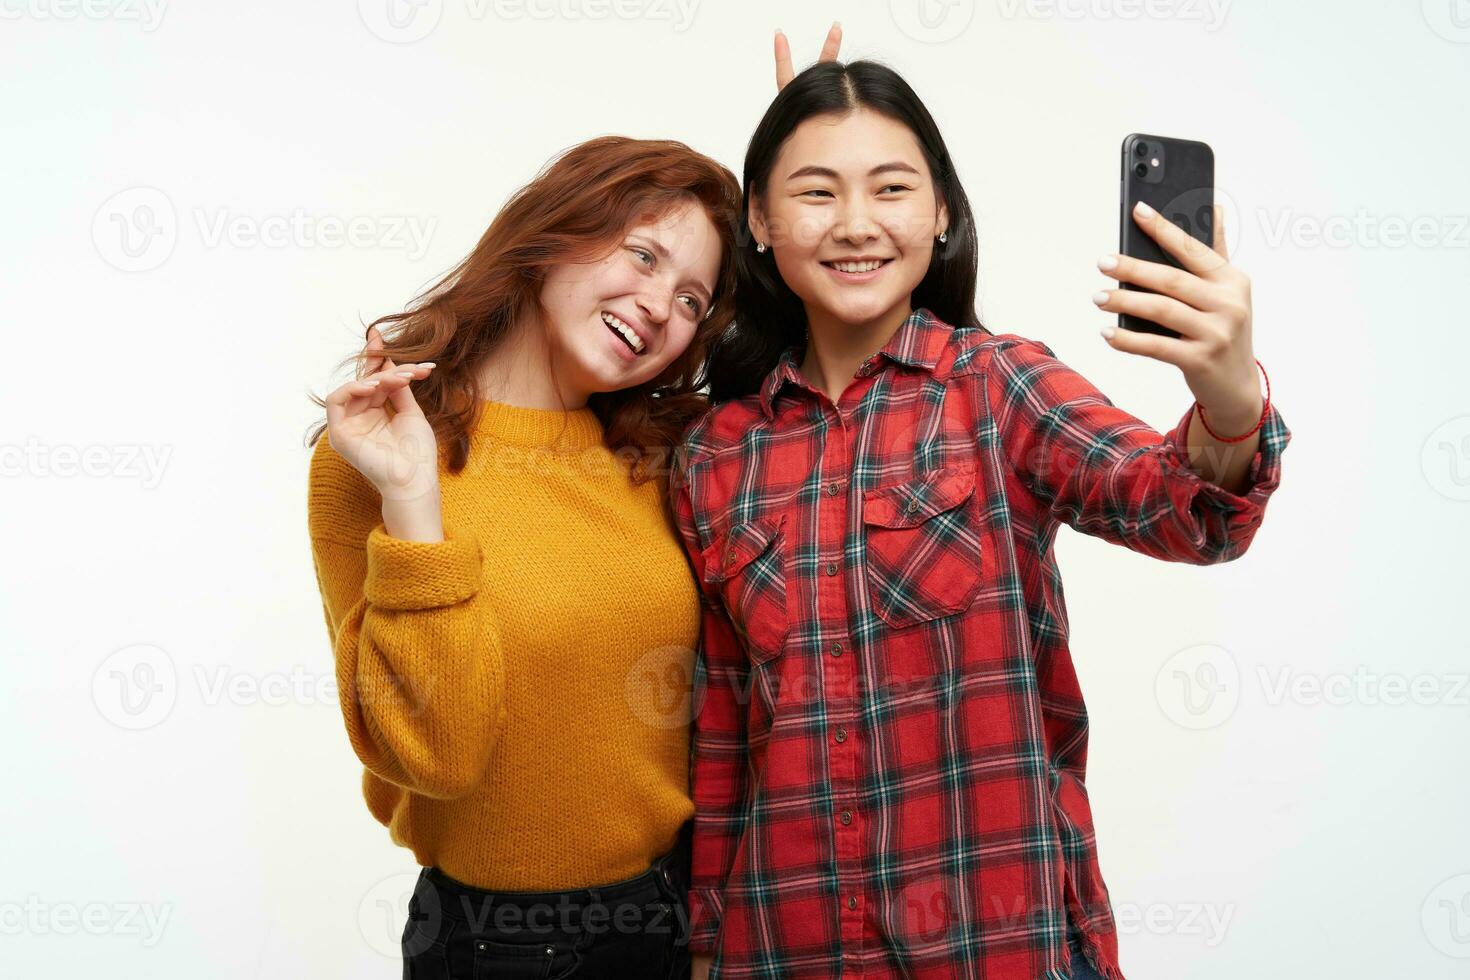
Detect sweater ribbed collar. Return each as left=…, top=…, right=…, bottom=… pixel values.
left=474, top=399, right=605, bottom=450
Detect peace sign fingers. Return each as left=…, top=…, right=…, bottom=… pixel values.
left=774, top=22, right=842, bottom=92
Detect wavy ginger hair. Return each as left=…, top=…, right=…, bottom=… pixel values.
left=305, top=135, right=741, bottom=484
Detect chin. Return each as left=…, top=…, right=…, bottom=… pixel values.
left=586, top=367, right=636, bottom=395
left=822, top=290, right=902, bottom=325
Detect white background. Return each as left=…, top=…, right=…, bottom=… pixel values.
left=3, top=0, right=1468, bottom=976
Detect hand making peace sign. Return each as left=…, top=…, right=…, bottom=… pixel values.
left=773, top=22, right=842, bottom=91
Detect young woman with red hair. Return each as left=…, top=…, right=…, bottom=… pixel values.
left=305, top=135, right=740, bottom=979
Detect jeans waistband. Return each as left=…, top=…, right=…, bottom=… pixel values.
left=424, top=821, right=691, bottom=922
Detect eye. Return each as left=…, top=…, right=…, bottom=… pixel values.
left=799, top=189, right=834, bottom=199
left=629, top=246, right=654, bottom=266
left=677, top=295, right=702, bottom=316
left=879, top=184, right=913, bottom=194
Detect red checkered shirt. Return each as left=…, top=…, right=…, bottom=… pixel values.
left=670, top=308, right=1291, bottom=979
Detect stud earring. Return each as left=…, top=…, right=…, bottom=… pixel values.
left=756, top=241, right=767, bottom=253
left=937, top=231, right=948, bottom=244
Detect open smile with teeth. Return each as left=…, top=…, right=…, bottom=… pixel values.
left=601, top=311, right=646, bottom=355
left=822, top=258, right=894, bottom=274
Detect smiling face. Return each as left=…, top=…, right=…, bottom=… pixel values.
left=749, top=108, right=948, bottom=330
left=539, top=197, right=723, bottom=397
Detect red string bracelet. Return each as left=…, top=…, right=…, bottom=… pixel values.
left=1195, top=358, right=1270, bottom=443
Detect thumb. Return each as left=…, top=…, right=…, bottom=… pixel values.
left=361, top=325, right=396, bottom=377
left=386, top=372, right=427, bottom=421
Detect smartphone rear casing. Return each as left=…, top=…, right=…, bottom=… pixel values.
left=1119, top=133, right=1214, bottom=338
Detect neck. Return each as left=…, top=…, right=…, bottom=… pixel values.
left=799, top=299, right=913, bottom=404
left=475, top=312, right=589, bottom=411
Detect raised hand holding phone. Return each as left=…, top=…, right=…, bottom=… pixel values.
left=1093, top=198, right=1261, bottom=427
left=1092, top=199, right=1268, bottom=494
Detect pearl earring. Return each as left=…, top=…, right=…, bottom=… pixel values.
left=756, top=241, right=767, bottom=253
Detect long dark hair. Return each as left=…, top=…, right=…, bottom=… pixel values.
left=707, top=59, right=986, bottom=403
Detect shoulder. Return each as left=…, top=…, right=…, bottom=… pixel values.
left=676, top=392, right=768, bottom=468
left=944, top=324, right=1059, bottom=377
left=944, top=326, right=1088, bottom=411
left=306, top=431, right=381, bottom=548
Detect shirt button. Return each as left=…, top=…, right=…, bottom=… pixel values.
left=826, top=481, right=841, bottom=496
left=830, top=642, right=843, bottom=658
left=905, top=499, right=919, bottom=513
left=840, top=810, right=852, bottom=825
left=847, top=895, right=858, bottom=910
left=834, top=727, right=847, bottom=743
left=825, top=562, right=839, bottom=576
left=724, top=550, right=737, bottom=566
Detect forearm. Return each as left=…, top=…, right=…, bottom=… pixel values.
left=1184, top=391, right=1263, bottom=496
left=381, top=488, right=444, bottom=543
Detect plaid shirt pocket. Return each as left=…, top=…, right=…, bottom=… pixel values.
left=701, top=512, right=790, bottom=663
left=861, top=464, right=984, bottom=628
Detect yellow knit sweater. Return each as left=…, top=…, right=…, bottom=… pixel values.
left=307, top=399, right=700, bottom=889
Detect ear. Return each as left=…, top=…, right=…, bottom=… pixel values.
left=747, top=194, right=769, bottom=248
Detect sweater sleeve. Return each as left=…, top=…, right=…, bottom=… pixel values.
left=307, top=434, right=507, bottom=800
left=670, top=441, right=752, bottom=956
left=988, top=335, right=1292, bottom=565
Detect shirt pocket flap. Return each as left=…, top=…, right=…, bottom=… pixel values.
left=702, top=512, right=787, bottom=585
left=862, top=465, right=977, bottom=528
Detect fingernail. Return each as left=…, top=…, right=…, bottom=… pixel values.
left=1097, top=254, right=1117, bottom=271
left=1092, top=291, right=1110, bottom=306
left=421, top=362, right=435, bottom=368
left=1134, top=200, right=1154, bottom=218
left=397, top=371, right=415, bottom=377
left=1100, top=325, right=1116, bottom=339
left=363, top=379, right=380, bottom=386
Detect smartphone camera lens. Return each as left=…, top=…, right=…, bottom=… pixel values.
left=1134, top=163, right=1148, bottom=177
left=1134, top=142, right=1149, bottom=158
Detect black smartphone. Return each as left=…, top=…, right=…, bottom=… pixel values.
left=1119, top=133, right=1214, bottom=338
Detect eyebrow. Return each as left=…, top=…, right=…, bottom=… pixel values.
left=644, top=237, right=714, bottom=305
left=784, top=161, right=923, bottom=181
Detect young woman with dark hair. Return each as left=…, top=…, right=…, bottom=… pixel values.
left=675, top=43, right=1290, bottom=980
left=306, top=134, right=741, bottom=979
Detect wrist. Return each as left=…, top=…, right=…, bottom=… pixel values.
left=1197, top=359, right=1268, bottom=438
left=381, top=492, right=444, bottom=542
left=1198, top=392, right=1263, bottom=437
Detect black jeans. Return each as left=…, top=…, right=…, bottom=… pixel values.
left=402, top=821, right=692, bottom=980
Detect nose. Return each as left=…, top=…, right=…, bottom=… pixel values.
left=832, top=198, right=880, bottom=246
left=637, top=279, right=673, bottom=327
